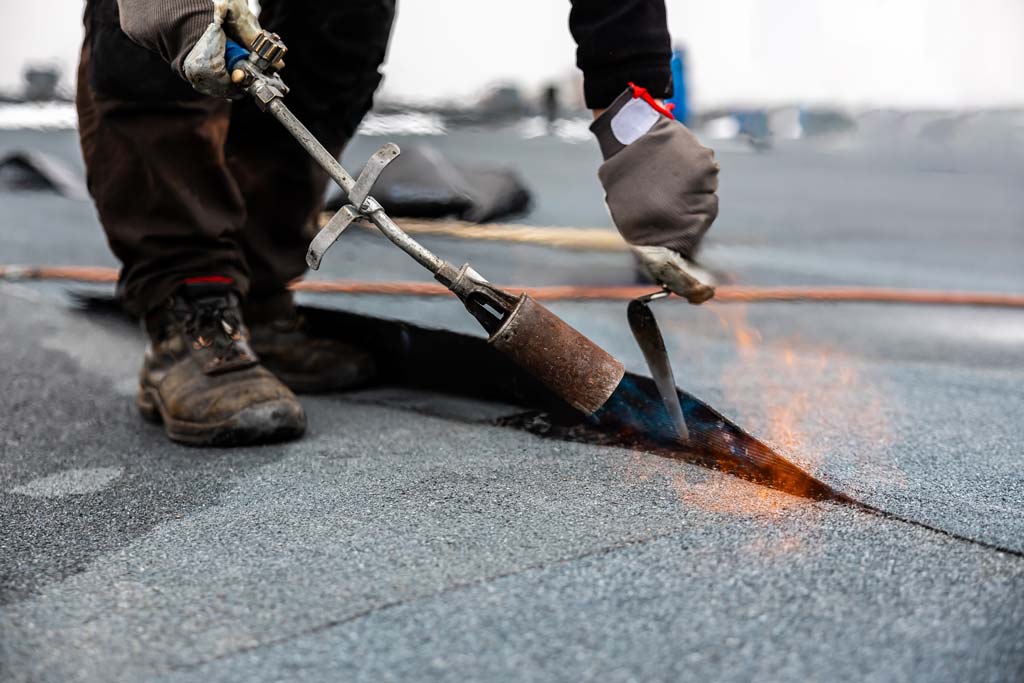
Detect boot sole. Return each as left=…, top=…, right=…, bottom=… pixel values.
left=138, top=388, right=306, bottom=447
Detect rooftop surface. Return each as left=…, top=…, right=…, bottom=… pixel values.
left=1, top=121, right=1023, bottom=682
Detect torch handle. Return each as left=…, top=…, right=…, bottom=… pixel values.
left=260, top=97, right=446, bottom=275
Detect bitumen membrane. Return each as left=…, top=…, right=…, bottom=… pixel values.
left=1, top=123, right=1023, bottom=681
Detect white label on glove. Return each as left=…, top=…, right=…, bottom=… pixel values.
left=611, top=98, right=660, bottom=146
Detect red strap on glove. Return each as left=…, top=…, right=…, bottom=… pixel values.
left=628, top=82, right=676, bottom=120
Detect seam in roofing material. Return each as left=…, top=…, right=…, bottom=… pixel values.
left=3, top=265, right=1024, bottom=308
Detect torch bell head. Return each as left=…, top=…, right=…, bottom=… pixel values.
left=489, top=294, right=625, bottom=415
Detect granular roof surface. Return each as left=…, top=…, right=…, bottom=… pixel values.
left=1, top=121, right=1022, bottom=682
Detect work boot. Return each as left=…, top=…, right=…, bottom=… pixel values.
left=138, top=283, right=306, bottom=446
left=244, top=292, right=376, bottom=394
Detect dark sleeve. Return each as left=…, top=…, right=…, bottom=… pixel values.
left=117, top=0, right=213, bottom=77
left=569, top=0, right=673, bottom=110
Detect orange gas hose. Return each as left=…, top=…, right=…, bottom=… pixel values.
left=3, top=264, right=1023, bottom=308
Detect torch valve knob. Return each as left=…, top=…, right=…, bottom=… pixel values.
left=250, top=31, right=287, bottom=71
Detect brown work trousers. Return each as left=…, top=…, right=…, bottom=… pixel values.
left=77, top=0, right=396, bottom=316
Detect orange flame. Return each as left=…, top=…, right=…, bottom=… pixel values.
left=622, top=303, right=905, bottom=525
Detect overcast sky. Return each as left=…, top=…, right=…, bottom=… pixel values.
left=4, top=0, right=1023, bottom=109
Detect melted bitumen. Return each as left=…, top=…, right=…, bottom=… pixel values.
left=304, top=303, right=853, bottom=503
left=513, top=374, right=852, bottom=504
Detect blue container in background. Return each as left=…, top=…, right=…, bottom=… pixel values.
left=668, top=47, right=688, bottom=125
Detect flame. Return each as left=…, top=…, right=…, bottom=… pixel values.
left=710, top=305, right=899, bottom=483
left=623, top=303, right=905, bottom=524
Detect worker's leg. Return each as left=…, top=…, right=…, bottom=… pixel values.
left=77, top=0, right=250, bottom=317
left=220, top=0, right=395, bottom=393
left=77, top=0, right=306, bottom=445
left=226, top=0, right=396, bottom=313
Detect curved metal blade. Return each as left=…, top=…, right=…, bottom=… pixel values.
left=627, top=292, right=690, bottom=443
left=349, top=143, right=400, bottom=210
left=306, top=204, right=359, bottom=270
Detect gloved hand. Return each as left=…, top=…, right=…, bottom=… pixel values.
left=117, top=0, right=266, bottom=97
left=591, top=84, right=720, bottom=303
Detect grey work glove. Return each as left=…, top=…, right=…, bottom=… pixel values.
left=591, top=86, right=720, bottom=303
left=117, top=0, right=265, bottom=97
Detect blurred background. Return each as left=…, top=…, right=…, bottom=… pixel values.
left=1, top=0, right=1022, bottom=299
left=4, top=0, right=1024, bottom=108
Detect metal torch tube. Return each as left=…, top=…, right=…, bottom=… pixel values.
left=264, top=98, right=446, bottom=275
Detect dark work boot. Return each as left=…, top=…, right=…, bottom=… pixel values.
left=244, top=292, right=376, bottom=394
left=138, top=283, right=306, bottom=446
